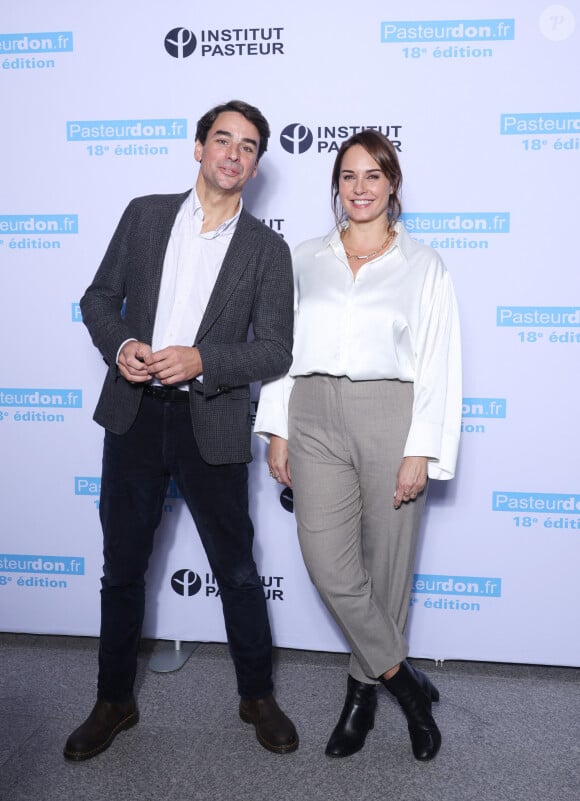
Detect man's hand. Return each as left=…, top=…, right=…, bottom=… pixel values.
left=268, top=435, right=292, bottom=487
left=393, top=456, right=428, bottom=509
left=144, top=346, right=203, bottom=385
left=118, top=341, right=154, bottom=383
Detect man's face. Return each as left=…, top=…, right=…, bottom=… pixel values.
left=194, top=111, right=260, bottom=195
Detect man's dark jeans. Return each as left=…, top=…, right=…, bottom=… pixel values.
left=97, top=392, right=273, bottom=702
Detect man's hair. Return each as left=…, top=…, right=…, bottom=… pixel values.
left=195, top=100, right=270, bottom=160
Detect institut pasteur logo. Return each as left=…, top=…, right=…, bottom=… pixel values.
left=171, top=570, right=286, bottom=601
left=164, top=25, right=285, bottom=58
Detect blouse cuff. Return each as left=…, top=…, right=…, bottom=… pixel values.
left=404, top=421, right=458, bottom=480
left=253, top=398, right=289, bottom=442
left=403, top=419, right=442, bottom=460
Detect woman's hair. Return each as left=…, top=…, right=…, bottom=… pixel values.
left=331, top=130, right=403, bottom=228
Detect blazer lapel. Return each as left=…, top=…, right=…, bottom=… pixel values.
left=195, top=209, right=257, bottom=342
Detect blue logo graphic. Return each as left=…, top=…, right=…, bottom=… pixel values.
left=75, top=477, right=183, bottom=498
left=0, top=554, right=84, bottom=575
left=74, top=477, right=101, bottom=496
left=280, top=124, right=314, bottom=154
left=0, top=32, right=73, bottom=52
left=165, top=28, right=197, bottom=58
left=73, top=299, right=123, bottom=321
left=497, top=307, right=580, bottom=326
left=66, top=119, right=188, bottom=141
left=413, top=574, right=501, bottom=597
left=171, top=570, right=203, bottom=596
left=401, top=213, right=509, bottom=233
left=0, top=215, right=78, bottom=234
left=462, top=398, right=506, bottom=418
left=0, top=389, right=82, bottom=407
left=492, top=492, right=580, bottom=514
left=500, top=112, right=580, bottom=135
left=381, top=19, right=514, bottom=42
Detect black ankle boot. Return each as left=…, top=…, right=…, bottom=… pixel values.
left=381, top=660, right=441, bottom=761
left=325, top=675, right=377, bottom=758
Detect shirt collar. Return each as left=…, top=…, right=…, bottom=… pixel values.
left=321, top=221, right=411, bottom=262
left=189, top=187, right=243, bottom=239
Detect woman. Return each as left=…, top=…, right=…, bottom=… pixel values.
left=254, top=130, right=461, bottom=760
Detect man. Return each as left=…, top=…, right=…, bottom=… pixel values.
left=64, top=100, right=297, bottom=760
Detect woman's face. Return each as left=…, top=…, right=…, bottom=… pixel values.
left=338, top=144, right=392, bottom=225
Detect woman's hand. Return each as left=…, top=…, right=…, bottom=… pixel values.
left=393, top=456, right=428, bottom=509
left=267, top=435, right=292, bottom=488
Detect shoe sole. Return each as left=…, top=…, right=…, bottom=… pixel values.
left=239, top=709, right=299, bottom=754
left=324, top=742, right=367, bottom=758
left=63, top=711, right=139, bottom=762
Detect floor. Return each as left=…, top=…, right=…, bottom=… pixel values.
left=1, top=632, right=578, bottom=801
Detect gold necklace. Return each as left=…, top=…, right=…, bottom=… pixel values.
left=341, top=229, right=393, bottom=261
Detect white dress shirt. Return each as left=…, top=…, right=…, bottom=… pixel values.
left=151, top=188, right=241, bottom=379
left=118, top=187, right=241, bottom=388
left=254, top=222, right=462, bottom=480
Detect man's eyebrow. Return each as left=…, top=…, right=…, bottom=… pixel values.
left=212, top=129, right=258, bottom=148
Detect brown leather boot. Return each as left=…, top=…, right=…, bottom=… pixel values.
left=239, top=694, right=298, bottom=753
left=63, top=698, right=139, bottom=761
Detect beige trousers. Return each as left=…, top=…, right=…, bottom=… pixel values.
left=288, top=375, right=427, bottom=684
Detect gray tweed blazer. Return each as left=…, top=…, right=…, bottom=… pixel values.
left=80, top=190, right=294, bottom=464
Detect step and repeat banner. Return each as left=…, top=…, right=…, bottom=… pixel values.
left=1, top=1, right=579, bottom=666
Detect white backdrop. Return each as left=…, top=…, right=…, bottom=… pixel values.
left=1, top=0, right=579, bottom=666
